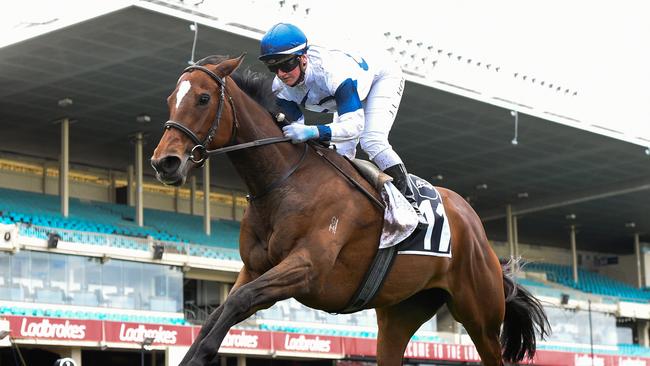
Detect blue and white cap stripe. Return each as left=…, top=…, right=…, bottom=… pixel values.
left=273, top=42, right=307, bottom=55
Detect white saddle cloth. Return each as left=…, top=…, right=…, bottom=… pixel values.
left=378, top=181, right=419, bottom=249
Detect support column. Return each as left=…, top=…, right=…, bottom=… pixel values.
left=127, top=165, right=135, bottom=207
left=42, top=162, right=48, bottom=194
left=237, top=355, right=246, bottom=366
left=570, top=224, right=578, bottom=283
left=108, top=170, right=116, bottom=203
left=57, top=347, right=82, bottom=366
left=506, top=204, right=514, bottom=258
left=220, top=283, right=230, bottom=305
left=174, top=187, right=180, bottom=213
left=135, top=133, right=144, bottom=227
left=60, top=118, right=69, bottom=217
left=190, top=176, right=197, bottom=215
left=203, top=160, right=211, bottom=235
left=435, top=306, right=460, bottom=343
left=635, top=233, right=643, bottom=288
left=638, top=320, right=650, bottom=347
left=231, top=191, right=237, bottom=220
left=513, top=215, right=519, bottom=259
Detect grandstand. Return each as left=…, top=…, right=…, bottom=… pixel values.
left=0, top=1, right=648, bottom=366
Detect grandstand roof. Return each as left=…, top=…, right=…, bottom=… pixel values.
left=0, top=5, right=648, bottom=253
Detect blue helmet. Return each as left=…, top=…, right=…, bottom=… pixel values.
left=259, top=23, right=308, bottom=64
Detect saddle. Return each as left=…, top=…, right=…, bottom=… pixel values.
left=347, top=158, right=393, bottom=192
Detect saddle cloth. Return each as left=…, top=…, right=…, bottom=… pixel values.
left=339, top=160, right=452, bottom=314
left=396, top=175, right=452, bottom=258
left=349, top=159, right=451, bottom=256
left=349, top=159, right=419, bottom=249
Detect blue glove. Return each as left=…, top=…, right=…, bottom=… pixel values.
left=282, top=123, right=319, bottom=143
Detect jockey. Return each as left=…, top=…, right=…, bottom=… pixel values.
left=258, top=23, right=426, bottom=224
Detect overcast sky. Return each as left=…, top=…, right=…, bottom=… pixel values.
left=1, top=0, right=648, bottom=144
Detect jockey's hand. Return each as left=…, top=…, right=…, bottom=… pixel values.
left=282, top=123, right=319, bottom=143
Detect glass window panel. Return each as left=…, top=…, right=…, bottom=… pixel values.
left=140, top=263, right=158, bottom=309
left=122, top=261, right=142, bottom=309
left=101, top=260, right=122, bottom=296
left=11, top=252, right=30, bottom=300
left=68, top=255, right=86, bottom=292
left=67, top=256, right=101, bottom=307
left=30, top=251, right=49, bottom=289
left=86, top=257, right=102, bottom=290
left=0, top=252, right=11, bottom=286
left=168, top=266, right=183, bottom=312
left=49, top=253, right=67, bottom=290
left=1, top=250, right=184, bottom=312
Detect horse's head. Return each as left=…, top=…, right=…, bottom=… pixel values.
left=151, top=55, right=245, bottom=186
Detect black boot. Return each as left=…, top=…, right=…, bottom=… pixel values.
left=383, top=164, right=428, bottom=226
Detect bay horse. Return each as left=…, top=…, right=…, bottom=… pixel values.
left=150, top=55, right=549, bottom=366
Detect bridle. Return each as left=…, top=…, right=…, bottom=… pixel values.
left=160, top=63, right=381, bottom=207
left=163, top=65, right=238, bottom=166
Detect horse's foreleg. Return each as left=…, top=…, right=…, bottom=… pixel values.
left=185, top=254, right=312, bottom=366
left=179, top=267, right=254, bottom=365
left=376, top=289, right=447, bottom=366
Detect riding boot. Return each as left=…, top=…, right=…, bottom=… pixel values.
left=383, top=164, right=428, bottom=226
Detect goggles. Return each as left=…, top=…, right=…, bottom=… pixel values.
left=266, top=56, right=301, bottom=73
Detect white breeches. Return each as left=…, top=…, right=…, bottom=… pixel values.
left=332, top=67, right=405, bottom=170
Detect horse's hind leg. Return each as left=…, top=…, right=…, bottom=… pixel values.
left=375, top=289, right=447, bottom=366
left=447, top=276, right=505, bottom=366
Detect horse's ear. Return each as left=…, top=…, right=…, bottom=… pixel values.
left=218, top=53, right=246, bottom=77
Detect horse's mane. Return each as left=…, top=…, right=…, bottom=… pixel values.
left=196, top=55, right=279, bottom=116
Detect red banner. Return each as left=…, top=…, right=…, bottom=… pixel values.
left=4, top=316, right=650, bottom=366
left=104, top=321, right=193, bottom=346
left=341, top=337, right=482, bottom=362
left=7, top=316, right=102, bottom=342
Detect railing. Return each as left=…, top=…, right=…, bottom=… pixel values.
left=184, top=302, right=218, bottom=324
left=16, top=223, right=241, bottom=261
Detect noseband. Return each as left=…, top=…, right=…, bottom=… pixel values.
left=163, top=65, right=237, bottom=165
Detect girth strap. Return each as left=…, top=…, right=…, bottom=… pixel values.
left=338, top=245, right=399, bottom=314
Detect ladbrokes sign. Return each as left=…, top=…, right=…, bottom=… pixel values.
left=219, top=330, right=271, bottom=354
left=104, top=322, right=193, bottom=345
left=274, top=333, right=342, bottom=356
left=8, top=317, right=102, bottom=342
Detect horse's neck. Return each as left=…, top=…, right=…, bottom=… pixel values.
left=227, top=88, right=303, bottom=200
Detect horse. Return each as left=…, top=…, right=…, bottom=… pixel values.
left=150, top=54, right=549, bottom=366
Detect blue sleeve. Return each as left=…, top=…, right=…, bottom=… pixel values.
left=275, top=97, right=303, bottom=123
left=316, top=125, right=332, bottom=142
left=334, top=78, right=363, bottom=115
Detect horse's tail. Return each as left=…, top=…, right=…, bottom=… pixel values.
left=500, top=258, right=551, bottom=363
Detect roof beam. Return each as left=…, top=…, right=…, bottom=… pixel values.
left=480, top=176, right=650, bottom=221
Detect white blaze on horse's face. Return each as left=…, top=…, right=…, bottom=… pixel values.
left=175, top=80, right=192, bottom=110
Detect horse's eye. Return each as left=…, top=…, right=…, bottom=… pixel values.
left=198, top=94, right=210, bottom=105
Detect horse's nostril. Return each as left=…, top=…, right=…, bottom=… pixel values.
left=155, top=156, right=182, bottom=175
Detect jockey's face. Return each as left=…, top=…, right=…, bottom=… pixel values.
left=276, top=55, right=306, bottom=87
